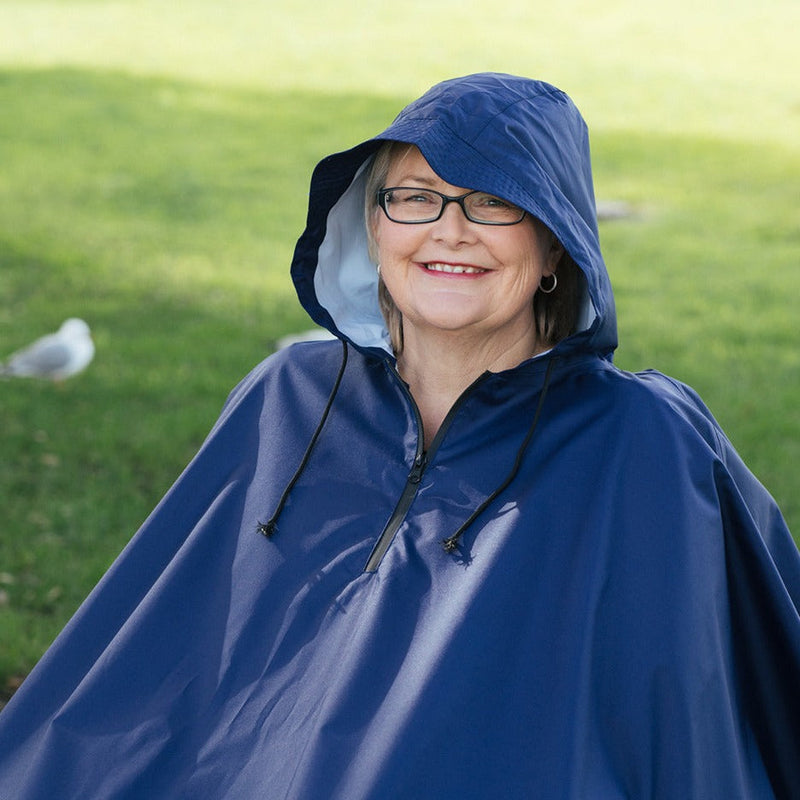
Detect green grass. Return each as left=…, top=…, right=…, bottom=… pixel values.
left=0, top=0, right=798, bottom=697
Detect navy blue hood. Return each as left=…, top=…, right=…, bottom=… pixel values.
left=292, top=73, right=616, bottom=358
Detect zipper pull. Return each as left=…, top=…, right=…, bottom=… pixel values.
left=409, top=452, right=427, bottom=484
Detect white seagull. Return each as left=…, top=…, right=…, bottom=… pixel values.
left=1, top=318, right=95, bottom=380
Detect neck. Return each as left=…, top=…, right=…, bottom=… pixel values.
left=396, top=324, right=543, bottom=447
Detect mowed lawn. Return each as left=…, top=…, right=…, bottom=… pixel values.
left=0, top=0, right=798, bottom=696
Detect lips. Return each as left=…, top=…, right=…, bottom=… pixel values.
left=422, top=262, right=488, bottom=275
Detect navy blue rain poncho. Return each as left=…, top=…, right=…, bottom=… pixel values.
left=1, top=73, right=799, bottom=799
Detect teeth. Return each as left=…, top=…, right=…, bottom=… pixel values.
left=425, top=263, right=485, bottom=274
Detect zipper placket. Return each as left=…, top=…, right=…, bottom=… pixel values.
left=364, top=449, right=426, bottom=572
left=363, top=366, right=489, bottom=573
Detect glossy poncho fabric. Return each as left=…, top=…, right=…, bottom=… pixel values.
left=1, top=74, right=799, bottom=799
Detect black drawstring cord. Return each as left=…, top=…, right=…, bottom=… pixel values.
left=442, top=357, right=557, bottom=554
left=258, top=338, right=348, bottom=538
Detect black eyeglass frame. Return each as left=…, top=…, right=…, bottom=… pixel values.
left=376, top=187, right=527, bottom=226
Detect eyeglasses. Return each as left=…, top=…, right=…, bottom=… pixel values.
left=376, top=187, right=527, bottom=226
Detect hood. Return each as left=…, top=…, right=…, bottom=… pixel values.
left=291, top=73, right=617, bottom=360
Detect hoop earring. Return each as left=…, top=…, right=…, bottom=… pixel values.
left=376, top=263, right=382, bottom=277
left=539, top=273, right=557, bottom=294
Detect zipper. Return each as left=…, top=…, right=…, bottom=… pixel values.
left=363, top=365, right=489, bottom=572
left=364, top=449, right=427, bottom=572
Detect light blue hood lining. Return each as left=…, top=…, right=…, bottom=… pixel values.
left=314, top=163, right=392, bottom=352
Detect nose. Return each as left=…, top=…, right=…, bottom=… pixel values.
left=432, top=198, right=476, bottom=244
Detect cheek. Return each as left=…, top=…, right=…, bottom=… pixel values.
left=508, top=263, right=544, bottom=305
left=373, top=217, right=395, bottom=260
left=501, top=236, right=546, bottom=278
left=519, top=232, right=554, bottom=279
left=374, top=222, right=418, bottom=267
left=372, top=226, right=405, bottom=294
left=496, top=240, right=549, bottom=303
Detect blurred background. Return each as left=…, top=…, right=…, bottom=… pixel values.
left=1, top=0, right=798, bottom=699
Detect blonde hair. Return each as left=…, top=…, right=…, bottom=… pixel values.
left=365, top=142, right=408, bottom=353
left=364, top=141, right=580, bottom=354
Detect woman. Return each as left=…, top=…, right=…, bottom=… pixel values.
left=0, top=73, right=798, bottom=799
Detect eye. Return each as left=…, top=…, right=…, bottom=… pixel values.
left=472, top=193, right=512, bottom=209
left=388, top=188, right=438, bottom=205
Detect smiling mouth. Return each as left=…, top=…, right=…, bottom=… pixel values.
left=423, top=262, right=487, bottom=275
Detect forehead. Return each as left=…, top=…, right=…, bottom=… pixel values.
left=386, top=145, right=470, bottom=194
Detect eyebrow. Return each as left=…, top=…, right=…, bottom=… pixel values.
left=391, top=174, right=439, bottom=187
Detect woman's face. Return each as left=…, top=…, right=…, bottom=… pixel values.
left=372, top=146, right=562, bottom=349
